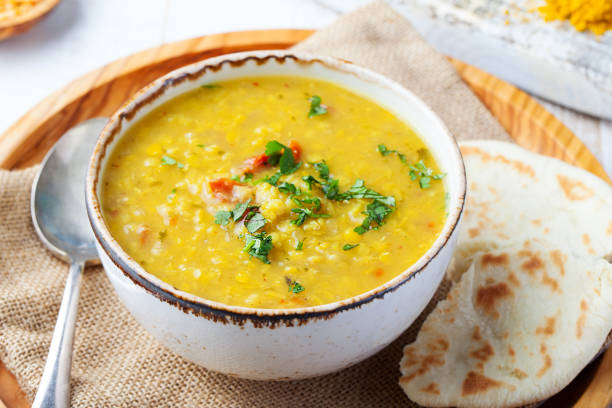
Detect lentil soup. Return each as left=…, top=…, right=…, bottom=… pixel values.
left=101, top=76, right=447, bottom=309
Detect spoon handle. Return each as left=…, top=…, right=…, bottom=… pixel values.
left=32, top=260, right=84, bottom=408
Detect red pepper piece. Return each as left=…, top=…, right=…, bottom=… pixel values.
left=209, top=178, right=241, bottom=201
left=289, top=140, right=301, bottom=161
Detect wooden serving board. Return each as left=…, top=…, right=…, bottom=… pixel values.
left=0, top=29, right=610, bottom=408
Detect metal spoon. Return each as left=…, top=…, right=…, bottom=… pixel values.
left=30, top=118, right=108, bottom=408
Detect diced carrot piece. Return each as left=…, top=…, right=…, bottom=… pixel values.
left=243, top=153, right=269, bottom=172
left=374, top=268, right=384, bottom=277
left=289, top=140, right=301, bottom=161
left=209, top=178, right=241, bottom=201
left=427, top=221, right=435, bottom=229
left=290, top=297, right=305, bottom=305
left=169, top=215, right=178, bottom=226
left=139, top=228, right=151, bottom=246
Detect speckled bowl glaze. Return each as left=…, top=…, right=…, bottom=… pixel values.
left=86, top=50, right=466, bottom=380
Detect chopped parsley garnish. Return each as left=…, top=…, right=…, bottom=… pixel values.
left=202, top=83, right=221, bottom=89
left=278, top=182, right=298, bottom=195
left=245, top=213, right=267, bottom=233
left=296, top=240, right=304, bottom=250
left=313, top=160, right=330, bottom=179
left=167, top=188, right=177, bottom=201
left=231, top=173, right=253, bottom=183
left=292, top=196, right=321, bottom=210
left=321, top=178, right=339, bottom=199
left=308, top=95, right=328, bottom=118
left=337, top=179, right=391, bottom=201
left=231, top=199, right=252, bottom=221
left=343, top=243, right=359, bottom=251
left=158, top=230, right=167, bottom=241
left=265, top=141, right=300, bottom=175
left=409, top=160, right=446, bottom=189
left=214, top=210, right=232, bottom=226
left=290, top=207, right=330, bottom=226
left=378, top=144, right=407, bottom=163
left=302, top=175, right=320, bottom=190
left=196, top=144, right=205, bottom=148
left=215, top=200, right=272, bottom=263
left=354, top=199, right=394, bottom=235
left=243, top=232, right=273, bottom=264
left=214, top=199, right=257, bottom=225
left=287, top=278, right=305, bottom=294
left=264, top=171, right=282, bottom=186
left=161, top=155, right=185, bottom=168
left=378, top=144, right=445, bottom=189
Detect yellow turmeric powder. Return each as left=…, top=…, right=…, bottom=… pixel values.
left=539, top=0, right=612, bottom=34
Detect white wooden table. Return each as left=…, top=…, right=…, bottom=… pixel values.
left=0, top=0, right=609, bottom=175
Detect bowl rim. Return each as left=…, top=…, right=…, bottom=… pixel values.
left=0, top=0, right=61, bottom=29
left=85, top=50, right=466, bottom=322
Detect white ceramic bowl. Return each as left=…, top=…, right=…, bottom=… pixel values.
left=86, top=50, right=466, bottom=380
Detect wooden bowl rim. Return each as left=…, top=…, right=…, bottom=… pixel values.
left=0, top=0, right=61, bottom=29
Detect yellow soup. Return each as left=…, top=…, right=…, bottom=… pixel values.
left=101, top=76, right=447, bottom=309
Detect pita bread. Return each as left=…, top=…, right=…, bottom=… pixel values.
left=449, top=141, right=612, bottom=280
left=399, top=141, right=612, bottom=407
left=399, top=245, right=612, bottom=407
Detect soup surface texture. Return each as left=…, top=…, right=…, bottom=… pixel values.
left=101, top=76, right=447, bottom=309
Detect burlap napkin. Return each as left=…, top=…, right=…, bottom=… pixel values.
left=0, top=2, right=554, bottom=407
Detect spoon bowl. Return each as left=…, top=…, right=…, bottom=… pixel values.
left=30, top=117, right=107, bottom=408
left=31, top=118, right=107, bottom=263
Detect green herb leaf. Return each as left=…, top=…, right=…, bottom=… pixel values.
left=287, top=279, right=305, bottom=294
left=278, top=182, right=298, bottom=195
left=265, top=141, right=285, bottom=163
left=354, top=225, right=368, bottom=235
left=214, top=211, right=232, bottom=226
left=292, top=196, right=321, bottom=210
left=232, top=173, right=254, bottom=183
left=245, top=213, right=267, bottom=233
left=343, top=243, right=359, bottom=251
left=354, top=199, right=394, bottom=235
left=365, top=199, right=394, bottom=225
left=161, top=155, right=185, bottom=169
left=196, top=144, right=205, bottom=148
left=377, top=144, right=407, bottom=163
left=302, top=175, right=320, bottom=191
left=321, top=178, right=339, bottom=199
left=161, top=155, right=177, bottom=165
left=158, top=230, right=167, bottom=241
left=279, top=149, right=300, bottom=175
left=231, top=199, right=252, bottom=221
left=378, top=144, right=392, bottom=156
left=202, top=83, right=221, bottom=89
left=308, top=95, right=328, bottom=118
left=264, top=140, right=300, bottom=174
left=419, top=176, right=431, bottom=189
left=296, top=240, right=304, bottom=250
left=432, top=173, right=446, bottom=180
left=313, top=160, right=329, bottom=179
left=167, top=188, right=177, bottom=201
left=408, top=160, right=444, bottom=189
left=291, top=208, right=330, bottom=226
left=337, top=179, right=389, bottom=200
left=243, top=232, right=273, bottom=264
left=264, top=171, right=282, bottom=186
